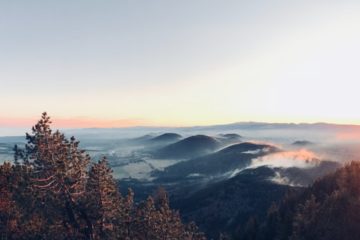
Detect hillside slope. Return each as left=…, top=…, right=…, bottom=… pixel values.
left=253, top=161, right=360, bottom=240
left=155, top=142, right=277, bottom=181
left=155, top=135, right=221, bottom=159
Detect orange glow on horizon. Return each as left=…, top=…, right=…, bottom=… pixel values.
left=336, top=128, right=360, bottom=141
left=3, top=115, right=360, bottom=131
left=0, top=116, right=149, bottom=129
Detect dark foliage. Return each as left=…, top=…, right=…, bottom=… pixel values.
left=0, top=113, right=205, bottom=240
left=245, top=161, right=360, bottom=240
left=174, top=166, right=292, bottom=239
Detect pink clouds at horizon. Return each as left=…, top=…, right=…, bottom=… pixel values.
left=0, top=116, right=149, bottom=129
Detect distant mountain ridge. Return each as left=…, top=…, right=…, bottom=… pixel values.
left=3, top=121, right=360, bottom=138
left=59, top=121, right=360, bottom=138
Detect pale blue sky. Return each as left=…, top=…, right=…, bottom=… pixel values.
left=1, top=0, right=360, bottom=130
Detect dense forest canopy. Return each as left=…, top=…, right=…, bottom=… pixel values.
left=239, top=161, right=360, bottom=240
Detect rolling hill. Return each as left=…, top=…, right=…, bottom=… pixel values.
left=155, top=135, right=221, bottom=159
left=172, top=160, right=340, bottom=238
left=148, top=133, right=182, bottom=145
left=155, top=142, right=278, bottom=181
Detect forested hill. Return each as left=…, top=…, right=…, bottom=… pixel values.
left=241, top=161, right=360, bottom=240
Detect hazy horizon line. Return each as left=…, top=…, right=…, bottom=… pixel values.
left=2, top=120, right=360, bottom=137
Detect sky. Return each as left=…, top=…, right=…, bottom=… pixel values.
left=1, top=0, right=360, bottom=133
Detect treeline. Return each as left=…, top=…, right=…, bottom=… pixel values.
left=0, top=113, right=205, bottom=240
left=239, top=161, right=360, bottom=240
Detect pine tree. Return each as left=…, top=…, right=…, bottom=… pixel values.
left=1, top=112, right=205, bottom=240
left=0, top=162, right=17, bottom=239
left=130, top=188, right=206, bottom=240
left=15, top=112, right=91, bottom=239
left=85, top=157, right=123, bottom=239
left=243, top=216, right=259, bottom=240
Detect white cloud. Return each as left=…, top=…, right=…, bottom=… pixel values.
left=249, top=149, right=320, bottom=169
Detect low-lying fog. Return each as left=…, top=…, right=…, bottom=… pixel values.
left=2, top=122, right=360, bottom=187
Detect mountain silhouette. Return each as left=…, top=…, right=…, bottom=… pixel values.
left=155, top=135, right=221, bottom=159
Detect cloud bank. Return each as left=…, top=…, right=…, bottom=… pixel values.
left=250, top=149, right=320, bottom=169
